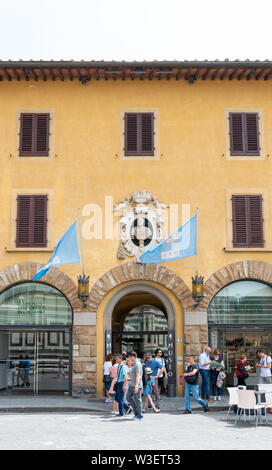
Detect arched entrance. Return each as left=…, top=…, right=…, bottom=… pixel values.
left=0, top=281, right=73, bottom=395
left=205, top=260, right=272, bottom=387
left=0, top=262, right=80, bottom=396
left=103, top=283, right=177, bottom=397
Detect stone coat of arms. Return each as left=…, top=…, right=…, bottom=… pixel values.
left=113, top=190, right=168, bottom=263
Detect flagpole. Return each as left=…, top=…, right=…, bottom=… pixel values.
left=78, top=208, right=85, bottom=276
left=195, top=208, right=199, bottom=276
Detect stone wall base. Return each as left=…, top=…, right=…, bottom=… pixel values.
left=72, top=386, right=97, bottom=397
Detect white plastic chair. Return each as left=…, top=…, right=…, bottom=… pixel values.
left=235, top=390, right=265, bottom=427
left=264, top=393, right=272, bottom=422
left=226, top=387, right=238, bottom=420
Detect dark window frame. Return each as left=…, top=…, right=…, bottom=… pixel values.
left=124, top=112, right=154, bottom=156
left=19, top=113, right=50, bottom=157
left=232, top=194, right=264, bottom=248
left=16, top=194, right=48, bottom=248
left=229, top=112, right=260, bottom=156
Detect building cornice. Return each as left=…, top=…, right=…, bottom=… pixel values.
left=0, top=60, right=271, bottom=83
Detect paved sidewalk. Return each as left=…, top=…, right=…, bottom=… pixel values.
left=0, top=394, right=229, bottom=413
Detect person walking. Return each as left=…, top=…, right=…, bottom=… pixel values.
left=114, top=354, right=130, bottom=417
left=144, top=352, right=164, bottom=410
left=155, top=348, right=168, bottom=395
left=236, top=354, right=248, bottom=386
left=16, top=355, right=25, bottom=387
left=199, top=346, right=212, bottom=401
left=142, top=367, right=160, bottom=413
left=126, top=351, right=144, bottom=420
left=58, top=358, right=66, bottom=377
left=109, top=357, right=119, bottom=414
left=183, top=355, right=209, bottom=414
left=210, top=349, right=225, bottom=400
left=256, top=350, right=272, bottom=384
left=103, top=354, right=113, bottom=403
left=123, top=358, right=132, bottom=406
left=7, top=359, right=16, bottom=389
left=22, top=355, right=30, bottom=387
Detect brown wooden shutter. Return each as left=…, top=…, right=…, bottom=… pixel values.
left=125, top=112, right=154, bottom=156
left=16, top=195, right=47, bottom=247
left=229, top=113, right=244, bottom=155
left=141, top=113, right=154, bottom=155
left=125, top=113, right=138, bottom=154
left=33, top=195, right=47, bottom=246
left=245, top=113, right=259, bottom=155
left=232, top=194, right=264, bottom=248
left=229, top=112, right=260, bottom=156
left=248, top=195, right=263, bottom=246
left=19, top=113, right=50, bottom=156
left=16, top=195, right=31, bottom=247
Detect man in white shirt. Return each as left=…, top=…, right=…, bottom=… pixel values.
left=198, top=346, right=212, bottom=400
left=256, top=350, right=272, bottom=384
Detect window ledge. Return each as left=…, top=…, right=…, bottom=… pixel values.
left=5, top=247, right=54, bottom=252
left=223, top=247, right=272, bottom=252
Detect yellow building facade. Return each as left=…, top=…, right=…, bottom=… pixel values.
left=0, top=61, right=272, bottom=397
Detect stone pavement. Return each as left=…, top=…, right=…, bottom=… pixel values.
left=0, top=411, right=272, bottom=450
left=0, top=393, right=229, bottom=413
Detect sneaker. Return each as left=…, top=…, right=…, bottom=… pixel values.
left=183, top=410, right=192, bottom=414
left=133, top=416, right=144, bottom=420
left=203, top=406, right=209, bottom=412
left=105, top=399, right=109, bottom=403
left=154, top=408, right=160, bottom=413
left=213, top=396, right=217, bottom=401
left=218, top=396, right=221, bottom=401
left=116, top=414, right=124, bottom=417
left=142, top=409, right=146, bottom=413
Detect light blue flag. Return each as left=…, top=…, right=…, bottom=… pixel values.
left=140, top=214, right=197, bottom=264
left=33, top=220, right=80, bottom=281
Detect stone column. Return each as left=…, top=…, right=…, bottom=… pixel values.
left=183, top=309, right=208, bottom=360
left=72, top=312, right=97, bottom=396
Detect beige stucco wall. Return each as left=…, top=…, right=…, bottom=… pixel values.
left=1, top=78, right=272, bottom=395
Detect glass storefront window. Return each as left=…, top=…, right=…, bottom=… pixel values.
left=208, top=280, right=272, bottom=325
left=0, top=282, right=72, bottom=326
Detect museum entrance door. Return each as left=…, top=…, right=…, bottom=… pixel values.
left=0, top=328, right=71, bottom=395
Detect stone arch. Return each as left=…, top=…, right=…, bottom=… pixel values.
left=103, top=282, right=176, bottom=331
left=203, top=259, right=272, bottom=309
left=0, top=261, right=81, bottom=312
left=89, top=262, right=192, bottom=311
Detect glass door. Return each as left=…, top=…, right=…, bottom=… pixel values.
left=0, top=329, right=70, bottom=395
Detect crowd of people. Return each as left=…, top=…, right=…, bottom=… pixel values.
left=103, top=348, right=167, bottom=420
left=103, top=346, right=272, bottom=418
left=183, top=346, right=272, bottom=414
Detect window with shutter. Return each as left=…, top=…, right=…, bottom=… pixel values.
left=125, top=112, right=154, bottom=156
left=19, top=113, right=49, bottom=156
left=16, top=195, right=47, bottom=247
left=229, top=112, right=260, bottom=156
left=232, top=194, right=264, bottom=248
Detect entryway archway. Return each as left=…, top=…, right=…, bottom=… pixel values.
left=103, top=282, right=177, bottom=397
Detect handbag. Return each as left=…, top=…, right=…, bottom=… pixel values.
left=103, top=374, right=111, bottom=384
left=241, top=371, right=249, bottom=379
